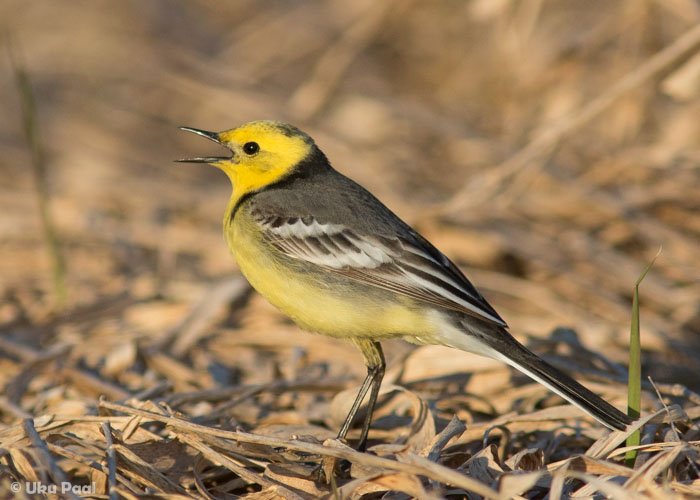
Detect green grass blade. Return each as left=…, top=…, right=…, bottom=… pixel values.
left=625, top=248, right=660, bottom=467
left=9, top=41, right=68, bottom=308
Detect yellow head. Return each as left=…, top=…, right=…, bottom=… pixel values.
left=178, top=120, right=316, bottom=202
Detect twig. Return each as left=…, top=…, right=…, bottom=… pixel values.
left=158, top=378, right=348, bottom=407
left=113, top=443, right=189, bottom=494
left=200, top=378, right=350, bottom=422
left=178, top=433, right=306, bottom=500
left=6, top=343, right=72, bottom=405
left=117, top=381, right=171, bottom=404
left=99, top=400, right=503, bottom=499
left=586, top=407, right=686, bottom=459
left=0, top=396, right=32, bottom=420
left=23, top=419, right=82, bottom=500
left=45, top=441, right=144, bottom=495
left=145, top=276, right=249, bottom=356
left=422, top=415, right=466, bottom=462
left=169, top=276, right=250, bottom=357
left=101, top=423, right=118, bottom=500
left=623, top=444, right=685, bottom=491
left=60, top=366, right=131, bottom=400
left=653, top=382, right=700, bottom=407
left=648, top=376, right=700, bottom=478
left=432, top=21, right=700, bottom=217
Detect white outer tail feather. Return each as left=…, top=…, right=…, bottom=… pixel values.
left=432, top=313, right=624, bottom=431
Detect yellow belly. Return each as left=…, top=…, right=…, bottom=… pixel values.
left=227, top=212, right=432, bottom=339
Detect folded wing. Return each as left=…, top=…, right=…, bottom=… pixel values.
left=258, top=215, right=506, bottom=327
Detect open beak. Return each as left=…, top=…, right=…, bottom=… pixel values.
left=176, top=127, right=233, bottom=163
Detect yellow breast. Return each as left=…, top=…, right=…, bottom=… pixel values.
left=225, top=209, right=432, bottom=339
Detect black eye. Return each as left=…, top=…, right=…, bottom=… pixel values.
left=243, top=142, right=259, bottom=155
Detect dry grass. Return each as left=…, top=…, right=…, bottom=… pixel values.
left=1, top=1, right=700, bottom=498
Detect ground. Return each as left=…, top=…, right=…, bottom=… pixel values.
left=1, top=1, right=700, bottom=498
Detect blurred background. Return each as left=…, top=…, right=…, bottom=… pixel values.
left=1, top=0, right=700, bottom=424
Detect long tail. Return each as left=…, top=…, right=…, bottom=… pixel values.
left=451, top=320, right=633, bottom=430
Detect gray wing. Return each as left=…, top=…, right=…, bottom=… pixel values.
left=257, top=214, right=507, bottom=327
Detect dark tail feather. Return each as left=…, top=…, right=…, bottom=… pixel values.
left=496, top=338, right=633, bottom=430
left=453, top=320, right=634, bottom=430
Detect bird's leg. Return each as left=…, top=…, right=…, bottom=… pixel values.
left=336, top=339, right=385, bottom=451
left=356, top=341, right=385, bottom=451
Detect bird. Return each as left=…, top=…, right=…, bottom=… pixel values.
left=177, top=120, right=632, bottom=450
